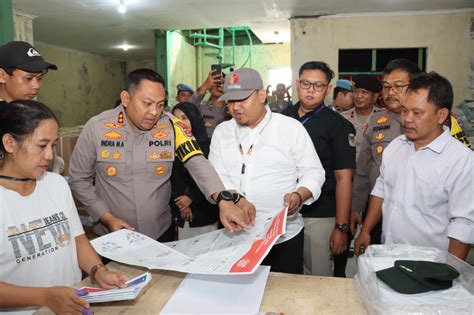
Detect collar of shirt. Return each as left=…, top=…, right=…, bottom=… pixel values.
left=386, top=110, right=402, bottom=123
left=118, top=104, right=168, bottom=135
left=354, top=106, right=377, bottom=117
left=400, top=126, right=451, bottom=154
left=233, top=106, right=272, bottom=142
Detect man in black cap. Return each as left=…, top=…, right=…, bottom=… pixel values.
left=350, top=59, right=421, bottom=247
left=0, top=41, right=57, bottom=102
left=341, top=75, right=383, bottom=160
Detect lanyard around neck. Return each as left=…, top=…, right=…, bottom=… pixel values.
left=234, top=111, right=272, bottom=194
left=300, top=104, right=325, bottom=125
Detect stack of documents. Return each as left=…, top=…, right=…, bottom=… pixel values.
left=79, top=272, right=151, bottom=303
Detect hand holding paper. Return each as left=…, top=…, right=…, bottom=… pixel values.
left=79, top=272, right=152, bottom=303
left=93, top=267, right=129, bottom=290
left=43, top=286, right=90, bottom=314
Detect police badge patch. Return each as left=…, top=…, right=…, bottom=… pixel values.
left=348, top=133, right=356, bottom=147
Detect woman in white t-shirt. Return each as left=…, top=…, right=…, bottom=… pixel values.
left=0, top=100, right=129, bottom=314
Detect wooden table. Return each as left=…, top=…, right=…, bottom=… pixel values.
left=38, top=262, right=368, bottom=314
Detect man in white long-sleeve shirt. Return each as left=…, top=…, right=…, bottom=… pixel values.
left=355, top=72, right=473, bottom=261
left=209, top=68, right=326, bottom=274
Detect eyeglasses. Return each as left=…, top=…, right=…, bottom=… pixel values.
left=298, top=80, right=327, bottom=92
left=382, top=84, right=409, bottom=93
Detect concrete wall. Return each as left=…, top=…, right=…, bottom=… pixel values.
left=291, top=11, right=473, bottom=106
left=35, top=43, right=125, bottom=127
left=13, top=10, right=34, bottom=43
left=125, top=60, right=155, bottom=75
left=199, top=43, right=291, bottom=89
left=168, top=31, right=198, bottom=104
left=166, top=33, right=290, bottom=103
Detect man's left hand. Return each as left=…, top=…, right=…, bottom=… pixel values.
left=330, top=229, right=348, bottom=256
left=175, top=195, right=192, bottom=210
left=235, top=198, right=256, bottom=224
left=94, top=268, right=129, bottom=290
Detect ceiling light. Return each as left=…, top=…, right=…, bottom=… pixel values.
left=118, top=0, right=126, bottom=14
left=274, top=31, right=282, bottom=44
left=118, top=43, right=131, bottom=51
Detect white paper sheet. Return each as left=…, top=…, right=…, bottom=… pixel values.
left=160, top=266, right=271, bottom=315
left=91, top=207, right=287, bottom=275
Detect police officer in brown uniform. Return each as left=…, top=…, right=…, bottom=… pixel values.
left=350, top=59, right=421, bottom=243
left=190, top=70, right=226, bottom=138
left=341, top=75, right=383, bottom=160
left=69, top=69, right=255, bottom=241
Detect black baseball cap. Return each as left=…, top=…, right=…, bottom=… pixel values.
left=376, top=260, right=460, bottom=294
left=0, top=41, right=57, bottom=73
left=353, top=75, right=382, bottom=93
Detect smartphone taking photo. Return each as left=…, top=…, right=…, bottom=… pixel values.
left=211, top=64, right=222, bottom=76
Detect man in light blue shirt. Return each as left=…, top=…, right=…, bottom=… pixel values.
left=355, top=72, right=473, bottom=261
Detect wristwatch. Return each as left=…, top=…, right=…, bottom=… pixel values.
left=232, top=192, right=245, bottom=204
left=216, top=190, right=234, bottom=205
left=335, top=223, right=349, bottom=233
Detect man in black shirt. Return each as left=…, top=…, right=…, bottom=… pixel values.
left=282, top=61, right=356, bottom=277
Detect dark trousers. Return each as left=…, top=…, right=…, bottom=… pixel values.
left=333, top=220, right=382, bottom=278
left=362, top=211, right=382, bottom=245
left=157, top=223, right=176, bottom=242
left=370, top=221, right=382, bottom=244
left=333, top=208, right=384, bottom=278
left=261, top=228, right=304, bottom=275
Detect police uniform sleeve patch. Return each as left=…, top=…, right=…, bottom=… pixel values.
left=348, top=133, right=356, bottom=147
left=172, top=117, right=203, bottom=162
left=449, top=115, right=471, bottom=148
left=173, top=118, right=193, bottom=139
